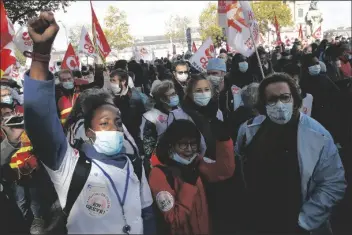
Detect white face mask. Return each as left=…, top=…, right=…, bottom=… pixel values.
left=92, top=130, right=124, bottom=156
left=193, top=91, right=212, bottom=106
left=176, top=73, right=188, bottom=82
left=266, top=101, right=293, bottom=125
left=62, top=81, right=74, bottom=90
left=111, top=83, right=121, bottom=94
left=335, top=60, right=341, bottom=68
left=238, top=61, right=248, bottom=73
left=171, top=152, right=197, bottom=165
left=1, top=95, right=13, bottom=105
left=308, top=65, right=321, bottom=76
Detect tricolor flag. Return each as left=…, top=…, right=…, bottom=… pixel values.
left=90, top=1, right=111, bottom=62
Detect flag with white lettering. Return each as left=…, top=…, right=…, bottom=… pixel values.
left=227, top=1, right=259, bottom=57
left=189, top=37, right=215, bottom=73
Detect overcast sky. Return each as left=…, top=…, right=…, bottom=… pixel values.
left=50, top=1, right=351, bottom=51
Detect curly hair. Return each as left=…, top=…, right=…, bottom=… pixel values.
left=63, top=88, right=114, bottom=133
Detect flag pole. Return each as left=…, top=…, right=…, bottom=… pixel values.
left=249, top=25, right=265, bottom=80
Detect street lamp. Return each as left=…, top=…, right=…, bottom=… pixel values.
left=58, top=20, right=69, bottom=47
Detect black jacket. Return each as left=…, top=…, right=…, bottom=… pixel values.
left=300, top=73, right=343, bottom=143
left=114, top=88, right=146, bottom=155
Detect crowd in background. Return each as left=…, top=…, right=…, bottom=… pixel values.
left=1, top=12, right=351, bottom=235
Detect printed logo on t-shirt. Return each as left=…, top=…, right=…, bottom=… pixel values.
left=85, top=191, right=111, bottom=217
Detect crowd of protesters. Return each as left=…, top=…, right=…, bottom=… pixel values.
left=1, top=11, right=351, bottom=235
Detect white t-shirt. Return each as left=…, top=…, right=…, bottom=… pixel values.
left=43, top=143, right=153, bottom=234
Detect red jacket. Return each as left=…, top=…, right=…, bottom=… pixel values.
left=57, top=93, right=79, bottom=125
left=149, top=139, right=235, bottom=235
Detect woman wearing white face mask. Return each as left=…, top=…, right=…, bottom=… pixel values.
left=23, top=12, right=155, bottom=234
left=168, top=74, right=224, bottom=160
left=149, top=120, right=234, bottom=235
left=167, top=75, right=236, bottom=234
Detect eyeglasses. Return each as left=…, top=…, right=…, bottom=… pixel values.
left=266, top=93, right=292, bottom=106
left=177, top=142, right=198, bottom=150
left=177, top=71, right=188, bottom=75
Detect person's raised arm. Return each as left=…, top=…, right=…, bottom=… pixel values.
left=24, top=12, right=67, bottom=170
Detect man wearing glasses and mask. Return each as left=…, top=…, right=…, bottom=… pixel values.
left=172, top=60, right=190, bottom=101
left=235, top=73, right=346, bottom=235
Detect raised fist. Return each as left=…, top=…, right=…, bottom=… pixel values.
left=27, top=11, right=60, bottom=55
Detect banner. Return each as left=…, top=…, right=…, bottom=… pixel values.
left=61, top=43, right=80, bottom=71
left=78, top=26, right=95, bottom=57
left=14, top=26, right=33, bottom=55
left=227, top=1, right=259, bottom=57
left=218, top=0, right=236, bottom=37
left=90, top=1, right=111, bottom=61
left=189, top=37, right=215, bottom=73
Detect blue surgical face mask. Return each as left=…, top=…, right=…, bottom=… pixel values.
left=92, top=130, right=124, bottom=156
left=62, top=81, right=74, bottom=90
left=238, top=61, right=248, bottom=73
left=193, top=91, right=212, bottom=106
left=1, top=95, right=13, bottom=105
left=308, top=65, right=321, bottom=76
left=168, top=95, right=179, bottom=107
left=171, top=152, right=197, bottom=165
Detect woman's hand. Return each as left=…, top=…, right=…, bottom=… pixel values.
left=28, top=11, right=60, bottom=54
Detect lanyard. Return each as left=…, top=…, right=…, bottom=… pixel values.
left=92, top=160, right=131, bottom=234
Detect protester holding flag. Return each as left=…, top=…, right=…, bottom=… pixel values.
left=249, top=46, right=274, bottom=82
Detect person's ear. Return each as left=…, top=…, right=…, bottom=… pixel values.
left=85, top=128, right=96, bottom=142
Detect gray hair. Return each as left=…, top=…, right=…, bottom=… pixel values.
left=241, top=83, right=259, bottom=108
left=319, top=61, right=327, bottom=73
left=151, top=80, right=175, bottom=102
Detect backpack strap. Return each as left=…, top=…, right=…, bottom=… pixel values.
left=154, top=165, right=175, bottom=190
left=62, top=150, right=91, bottom=217
left=62, top=142, right=91, bottom=217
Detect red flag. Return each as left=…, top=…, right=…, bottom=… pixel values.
left=61, top=43, right=80, bottom=71
left=192, top=42, right=197, bottom=53
left=298, top=24, right=303, bottom=41
left=274, top=15, right=282, bottom=45
left=0, top=1, right=13, bottom=50
left=312, top=26, right=322, bottom=39
left=90, top=1, right=111, bottom=60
